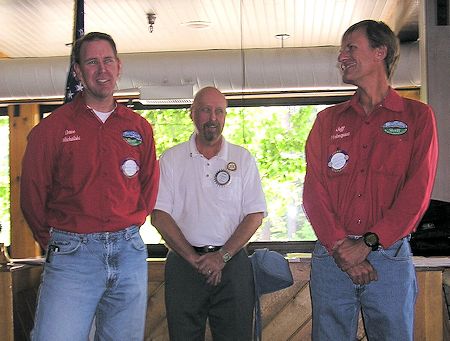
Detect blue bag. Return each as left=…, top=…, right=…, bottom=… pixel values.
left=250, top=248, right=294, bottom=340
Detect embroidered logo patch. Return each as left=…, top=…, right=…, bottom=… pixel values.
left=122, top=130, right=142, bottom=146
left=382, top=121, right=408, bottom=135
left=328, top=150, right=349, bottom=172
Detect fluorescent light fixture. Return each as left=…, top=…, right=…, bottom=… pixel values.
left=139, top=85, right=194, bottom=105
left=183, top=20, right=211, bottom=29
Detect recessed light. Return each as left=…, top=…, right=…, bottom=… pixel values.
left=183, top=20, right=211, bottom=29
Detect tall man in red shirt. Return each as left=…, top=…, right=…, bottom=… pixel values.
left=303, top=20, right=438, bottom=340
left=20, top=32, right=159, bottom=340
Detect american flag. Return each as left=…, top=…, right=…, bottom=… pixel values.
left=64, top=0, right=85, bottom=103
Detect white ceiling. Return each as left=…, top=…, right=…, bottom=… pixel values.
left=0, top=0, right=419, bottom=59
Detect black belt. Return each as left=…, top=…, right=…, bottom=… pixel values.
left=193, top=245, right=222, bottom=253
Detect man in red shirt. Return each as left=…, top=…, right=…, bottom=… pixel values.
left=303, top=20, right=438, bottom=340
left=20, top=32, right=159, bottom=340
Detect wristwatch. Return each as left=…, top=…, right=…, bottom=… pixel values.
left=363, top=232, right=380, bottom=251
left=219, top=248, right=232, bottom=263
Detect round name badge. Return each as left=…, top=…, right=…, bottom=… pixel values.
left=121, top=159, right=140, bottom=177
left=214, top=169, right=231, bottom=186
left=328, top=150, right=349, bottom=172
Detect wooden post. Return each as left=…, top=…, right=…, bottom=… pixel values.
left=9, top=104, right=41, bottom=258
left=414, top=270, right=444, bottom=340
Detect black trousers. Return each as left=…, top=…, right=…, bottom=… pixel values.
left=165, top=249, right=255, bottom=341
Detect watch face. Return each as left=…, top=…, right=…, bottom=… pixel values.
left=222, top=252, right=232, bottom=263
left=363, top=232, right=379, bottom=250
left=365, top=234, right=378, bottom=246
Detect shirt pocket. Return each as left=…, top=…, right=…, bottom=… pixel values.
left=216, top=176, right=242, bottom=203
left=371, top=134, right=411, bottom=177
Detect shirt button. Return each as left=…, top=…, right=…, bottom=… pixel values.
left=206, top=174, right=209, bottom=177
left=362, top=144, right=367, bottom=149
left=357, top=193, right=362, bottom=197
left=357, top=219, right=362, bottom=224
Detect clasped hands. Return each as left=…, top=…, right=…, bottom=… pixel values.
left=195, top=252, right=226, bottom=286
left=332, top=237, right=378, bottom=285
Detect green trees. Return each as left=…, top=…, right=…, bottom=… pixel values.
left=0, top=105, right=318, bottom=245
left=142, top=105, right=318, bottom=241
left=0, top=117, right=10, bottom=244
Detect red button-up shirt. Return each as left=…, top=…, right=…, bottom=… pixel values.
left=20, top=93, right=159, bottom=248
left=303, top=88, right=438, bottom=252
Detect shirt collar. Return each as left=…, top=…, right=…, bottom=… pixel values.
left=188, top=133, right=229, bottom=160
left=330, top=86, right=404, bottom=117
left=348, top=86, right=404, bottom=114
left=380, top=87, right=404, bottom=112
left=71, top=92, right=131, bottom=120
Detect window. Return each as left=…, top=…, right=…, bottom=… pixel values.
left=139, top=104, right=325, bottom=243
left=0, top=116, right=10, bottom=245
left=1, top=103, right=326, bottom=248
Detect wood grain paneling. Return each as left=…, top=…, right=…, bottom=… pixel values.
left=144, top=260, right=446, bottom=341
left=8, top=104, right=41, bottom=258
left=1, top=260, right=447, bottom=340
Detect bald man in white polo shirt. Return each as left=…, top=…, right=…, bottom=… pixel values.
left=151, top=86, right=267, bottom=341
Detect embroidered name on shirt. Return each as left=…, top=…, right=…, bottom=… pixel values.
left=331, top=126, right=350, bottom=140
left=62, top=129, right=81, bottom=143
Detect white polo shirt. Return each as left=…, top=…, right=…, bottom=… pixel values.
left=155, top=134, right=267, bottom=247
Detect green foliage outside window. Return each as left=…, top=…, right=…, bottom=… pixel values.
left=0, top=105, right=320, bottom=245
left=141, top=105, right=319, bottom=241
left=0, top=117, right=10, bottom=245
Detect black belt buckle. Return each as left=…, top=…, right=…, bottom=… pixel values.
left=193, top=245, right=221, bottom=253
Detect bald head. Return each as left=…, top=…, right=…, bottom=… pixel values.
left=192, top=87, right=227, bottom=109
left=190, top=87, right=227, bottom=146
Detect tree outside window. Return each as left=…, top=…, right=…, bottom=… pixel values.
left=0, top=116, right=10, bottom=245
left=140, top=105, right=321, bottom=243
left=0, top=105, right=321, bottom=246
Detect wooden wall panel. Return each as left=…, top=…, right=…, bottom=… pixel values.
left=0, top=271, right=14, bottom=341
left=414, top=271, right=444, bottom=340
left=1, top=260, right=447, bottom=340
left=262, top=282, right=311, bottom=340
left=8, top=104, right=41, bottom=258
left=144, top=260, right=447, bottom=341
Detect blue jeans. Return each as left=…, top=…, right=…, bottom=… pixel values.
left=31, top=226, right=148, bottom=341
left=311, top=238, right=418, bottom=341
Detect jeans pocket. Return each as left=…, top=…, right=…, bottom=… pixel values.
left=45, top=233, right=82, bottom=268
left=379, top=239, right=412, bottom=261
left=130, top=231, right=146, bottom=251
left=50, top=237, right=82, bottom=255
